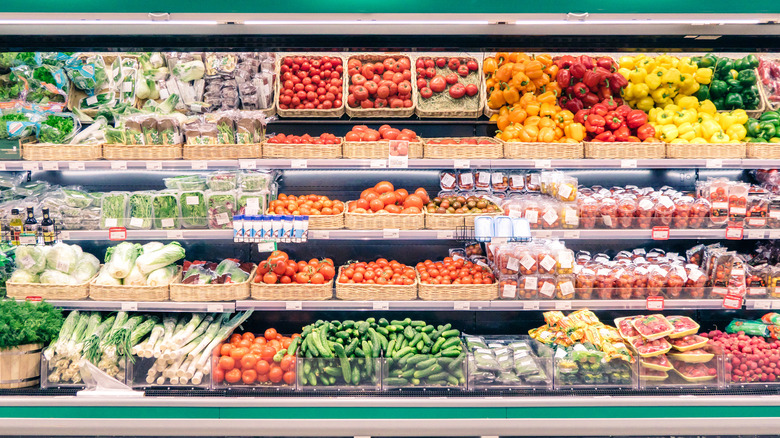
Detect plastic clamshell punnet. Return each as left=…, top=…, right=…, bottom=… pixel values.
left=640, top=354, right=674, bottom=372
left=41, top=354, right=127, bottom=388
left=631, top=314, right=675, bottom=341
left=670, top=335, right=710, bottom=352
left=553, top=348, right=637, bottom=390
left=474, top=216, right=494, bottom=242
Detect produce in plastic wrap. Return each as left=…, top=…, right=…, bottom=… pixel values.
left=127, top=192, right=154, bottom=230
left=179, top=191, right=208, bottom=229
left=206, top=191, right=236, bottom=229
left=100, top=192, right=128, bottom=229
left=152, top=192, right=180, bottom=230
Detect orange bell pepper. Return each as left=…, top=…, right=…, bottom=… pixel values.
left=508, top=107, right=527, bottom=124
left=511, top=72, right=530, bottom=90
left=562, top=137, right=580, bottom=144
left=525, top=60, right=544, bottom=79
left=535, top=54, right=553, bottom=66
left=537, top=91, right=557, bottom=105
left=516, top=53, right=532, bottom=63
left=497, top=114, right=511, bottom=132
left=483, top=57, right=498, bottom=74
left=501, top=124, right=522, bottom=141
left=511, top=62, right=526, bottom=76
left=496, top=52, right=509, bottom=66
left=518, top=92, right=536, bottom=107
left=487, top=89, right=506, bottom=109
left=519, top=126, right=539, bottom=142
left=532, top=75, right=550, bottom=89
left=546, top=81, right=562, bottom=97
left=555, top=110, right=574, bottom=128
left=495, top=64, right=514, bottom=83
left=554, top=127, right=564, bottom=139
left=524, top=115, right=541, bottom=127
left=540, top=103, right=557, bottom=118
left=544, top=64, right=559, bottom=77
left=525, top=102, right=541, bottom=117
left=538, top=117, right=556, bottom=129
left=538, top=127, right=556, bottom=143
left=502, top=85, right=520, bottom=105
left=564, top=122, right=586, bottom=142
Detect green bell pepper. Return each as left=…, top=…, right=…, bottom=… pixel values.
left=743, top=54, right=759, bottom=70
left=746, top=118, right=762, bottom=137
left=696, top=86, right=711, bottom=101
left=716, top=58, right=734, bottom=77
left=698, top=54, right=718, bottom=68
left=738, top=69, right=757, bottom=86
left=710, top=80, right=728, bottom=98
left=734, top=58, right=749, bottom=72
left=760, top=111, right=780, bottom=124
left=726, top=78, right=743, bottom=94
left=747, top=137, right=764, bottom=143
left=743, top=87, right=759, bottom=109
left=758, top=121, right=777, bottom=140
left=712, top=97, right=725, bottom=109
left=725, top=92, right=744, bottom=109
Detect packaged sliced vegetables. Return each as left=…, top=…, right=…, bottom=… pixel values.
left=37, top=113, right=79, bottom=144
left=65, top=54, right=108, bottom=94
left=62, top=187, right=93, bottom=208
left=671, top=361, right=717, bottom=381
left=206, top=191, right=236, bottom=229
left=235, top=111, right=266, bottom=143
left=100, top=192, right=128, bottom=229
left=179, top=191, right=208, bottom=229
left=127, top=192, right=154, bottom=230
left=152, top=192, right=180, bottom=230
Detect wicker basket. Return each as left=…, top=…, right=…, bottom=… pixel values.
left=6, top=280, right=91, bottom=300
left=747, top=142, right=780, bottom=159
left=423, top=137, right=503, bottom=159
left=103, top=144, right=183, bottom=160
left=262, top=139, right=342, bottom=159
left=584, top=142, right=666, bottom=159
left=170, top=266, right=256, bottom=302
left=413, top=54, right=484, bottom=118
left=342, top=140, right=423, bottom=159
left=334, top=267, right=418, bottom=301
left=309, top=211, right=345, bottom=230
left=418, top=281, right=499, bottom=301
left=275, top=53, right=346, bottom=118
left=183, top=144, right=261, bottom=160
left=345, top=53, right=416, bottom=118
left=665, top=143, right=746, bottom=159
left=504, top=142, right=584, bottom=159
left=89, top=268, right=181, bottom=302
left=250, top=280, right=334, bottom=301
left=21, top=142, right=102, bottom=161
left=425, top=211, right=500, bottom=230
left=345, top=210, right=424, bottom=230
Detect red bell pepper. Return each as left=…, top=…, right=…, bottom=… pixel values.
left=572, top=82, right=588, bottom=97
left=570, top=62, right=587, bottom=79
left=615, top=104, right=632, bottom=118
left=602, top=97, right=618, bottom=111
left=585, top=114, right=606, bottom=134
left=583, top=69, right=600, bottom=90
left=613, top=97, right=624, bottom=107
left=610, top=72, right=628, bottom=93
left=574, top=109, right=589, bottom=124
left=556, top=69, right=572, bottom=88
left=582, top=92, right=600, bottom=107
left=578, top=55, right=595, bottom=69
left=590, top=103, right=609, bottom=117
left=556, top=55, right=575, bottom=69
left=596, top=57, right=615, bottom=72
left=598, top=87, right=613, bottom=100
left=595, top=67, right=612, bottom=85
left=566, top=98, right=584, bottom=113
left=626, top=109, right=648, bottom=129
left=637, top=123, right=656, bottom=141
left=594, top=131, right=615, bottom=142
left=614, top=125, right=630, bottom=142
left=605, top=111, right=625, bottom=130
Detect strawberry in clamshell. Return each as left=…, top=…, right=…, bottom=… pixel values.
left=631, top=314, right=674, bottom=340
left=671, top=361, right=718, bottom=382
left=670, top=334, right=709, bottom=352
left=666, top=315, right=701, bottom=339
left=630, top=337, right=672, bottom=357
left=640, top=366, right=669, bottom=381
left=640, top=354, right=673, bottom=372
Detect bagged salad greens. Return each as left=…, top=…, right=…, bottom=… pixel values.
left=239, top=170, right=275, bottom=192
left=206, top=171, right=237, bottom=191
left=235, top=111, right=266, bottom=144
left=100, top=192, right=128, bottom=229
left=65, top=54, right=109, bottom=95
left=180, top=259, right=254, bottom=285
left=127, top=192, right=154, bottom=230
left=237, top=191, right=268, bottom=216
left=153, top=192, right=180, bottom=230
left=62, top=187, right=94, bottom=208
left=163, top=175, right=205, bottom=191
left=206, top=191, right=235, bottom=229
left=37, top=113, right=79, bottom=144
left=179, top=190, right=208, bottom=229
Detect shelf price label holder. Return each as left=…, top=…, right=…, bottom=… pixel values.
left=722, top=293, right=744, bottom=309
left=108, top=227, right=127, bottom=241
left=652, top=226, right=669, bottom=240
left=647, top=296, right=664, bottom=311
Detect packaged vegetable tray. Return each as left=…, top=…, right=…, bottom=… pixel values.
left=671, top=361, right=718, bottom=383
left=631, top=314, right=674, bottom=340
left=639, top=366, right=670, bottom=382
left=127, top=192, right=154, bottom=230
left=640, top=354, right=674, bottom=372
left=179, top=191, right=208, bottom=229
left=668, top=348, right=716, bottom=363
left=206, top=191, right=236, bottom=230
left=466, top=335, right=553, bottom=390
left=615, top=316, right=642, bottom=341
left=99, top=192, right=128, bottom=229
left=153, top=192, right=180, bottom=230
left=629, top=337, right=672, bottom=358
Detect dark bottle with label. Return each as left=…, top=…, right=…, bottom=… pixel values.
left=41, top=208, right=55, bottom=245
left=21, top=206, right=37, bottom=245
left=9, top=208, right=21, bottom=245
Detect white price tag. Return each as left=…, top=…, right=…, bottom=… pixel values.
left=166, top=230, right=183, bottom=239
left=535, top=230, right=552, bottom=238
left=257, top=241, right=276, bottom=252
left=215, top=212, right=230, bottom=225
left=453, top=159, right=470, bottom=169
left=555, top=301, right=572, bottom=310
left=111, top=161, right=127, bottom=170
left=191, top=161, right=208, bottom=170
left=534, top=159, right=551, bottom=169
left=647, top=296, right=665, bottom=311
left=0, top=163, right=7, bottom=171
left=285, top=301, right=303, bottom=310
left=563, top=230, right=580, bottom=239
left=370, top=159, right=387, bottom=168
left=491, top=237, right=509, bottom=244
left=22, top=162, right=39, bottom=171
left=146, top=161, right=162, bottom=170
left=383, top=228, right=400, bottom=239
left=652, top=226, right=670, bottom=240
left=121, top=302, right=138, bottom=311
left=620, top=159, right=637, bottom=168
left=746, top=229, right=766, bottom=239
left=291, top=159, right=308, bottom=168
left=706, top=159, right=723, bottom=168
left=436, top=230, right=455, bottom=239
left=86, top=95, right=98, bottom=106
left=772, top=301, right=780, bottom=310
left=207, top=304, right=225, bottom=313
left=722, top=294, right=744, bottom=309
left=129, top=218, right=144, bottom=228
left=373, top=301, right=390, bottom=310
left=454, top=301, right=471, bottom=310
left=309, top=230, right=331, bottom=239
left=41, top=162, right=59, bottom=171
left=239, top=159, right=257, bottom=169
left=522, top=301, right=540, bottom=310
left=769, top=230, right=780, bottom=239
left=753, top=300, right=771, bottom=309
left=186, top=196, right=200, bottom=206
left=68, top=162, right=85, bottom=171
left=726, top=226, right=744, bottom=240
left=388, top=155, right=408, bottom=168
left=60, top=231, right=70, bottom=240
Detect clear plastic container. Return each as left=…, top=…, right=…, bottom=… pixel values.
left=653, top=195, right=675, bottom=227
left=382, top=353, right=466, bottom=390
left=126, top=192, right=154, bottom=230
left=180, top=191, right=209, bottom=229
left=518, top=275, right=538, bottom=299
left=440, top=171, right=458, bottom=191
left=616, top=197, right=637, bottom=229
left=537, top=275, right=556, bottom=300
left=300, top=357, right=381, bottom=390
left=746, top=195, right=769, bottom=228
left=127, top=354, right=210, bottom=388
left=555, top=274, right=576, bottom=300
left=672, top=196, right=693, bottom=229
left=206, top=191, right=237, bottom=230
left=599, top=198, right=618, bottom=229
left=579, top=197, right=599, bottom=229
left=575, top=267, right=596, bottom=299
left=99, top=192, right=128, bottom=229
left=153, top=192, right=181, bottom=230
left=561, top=202, right=579, bottom=229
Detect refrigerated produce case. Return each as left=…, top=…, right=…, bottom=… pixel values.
left=3, top=4, right=780, bottom=437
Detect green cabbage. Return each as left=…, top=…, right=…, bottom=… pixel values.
left=45, top=243, right=79, bottom=274
left=105, top=242, right=141, bottom=279
left=135, top=242, right=185, bottom=275
left=40, top=269, right=77, bottom=285
left=9, top=270, right=39, bottom=284
left=15, top=246, right=46, bottom=274
left=71, top=253, right=100, bottom=283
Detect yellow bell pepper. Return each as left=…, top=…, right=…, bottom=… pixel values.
left=538, top=126, right=556, bottom=143
left=663, top=104, right=680, bottom=112
left=678, top=57, right=697, bottom=74
left=657, top=110, right=675, bottom=125
left=726, top=124, right=747, bottom=141
left=656, top=55, right=674, bottom=68
left=716, top=112, right=737, bottom=131
left=728, top=69, right=739, bottom=80
left=648, top=108, right=662, bottom=123
left=677, top=122, right=696, bottom=141
left=698, top=99, right=717, bottom=115
left=692, top=123, right=702, bottom=137
left=700, top=120, right=722, bottom=139
left=730, top=109, right=748, bottom=125
left=487, top=89, right=506, bottom=109
left=637, top=58, right=656, bottom=71
left=676, top=95, right=699, bottom=110
left=489, top=114, right=499, bottom=122
left=555, top=110, right=574, bottom=128
left=499, top=106, right=510, bottom=117
left=539, top=102, right=557, bottom=118
left=698, top=113, right=714, bottom=122
left=690, top=137, right=708, bottom=144
left=662, top=68, right=683, bottom=85
left=622, top=83, right=635, bottom=100
left=564, top=122, right=585, bottom=142
left=694, top=68, right=713, bottom=85
left=674, top=109, right=697, bottom=125
left=629, top=68, right=647, bottom=84
left=483, top=57, right=498, bottom=74
left=679, top=81, right=700, bottom=96
left=659, top=124, right=679, bottom=142
left=618, top=68, right=631, bottom=80
left=636, top=97, right=655, bottom=112
left=632, top=83, right=650, bottom=99
left=619, top=56, right=636, bottom=70
left=646, top=68, right=664, bottom=90
left=670, top=138, right=689, bottom=144
left=652, top=88, right=672, bottom=103
left=710, top=132, right=731, bottom=143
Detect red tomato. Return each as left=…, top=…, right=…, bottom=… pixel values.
left=218, top=356, right=236, bottom=371
left=430, top=75, right=447, bottom=93
left=225, top=368, right=242, bottom=384
left=255, top=359, right=271, bottom=375
left=449, top=83, right=466, bottom=99
left=242, top=369, right=258, bottom=384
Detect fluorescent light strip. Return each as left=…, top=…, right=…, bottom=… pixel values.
left=244, top=20, right=489, bottom=25
left=514, top=19, right=762, bottom=25
left=0, top=20, right=218, bottom=25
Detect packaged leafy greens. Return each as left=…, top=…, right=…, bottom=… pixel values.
left=37, top=113, right=78, bottom=144
left=206, top=171, right=237, bottom=191
left=206, top=191, right=236, bottom=229
left=179, top=190, right=207, bottom=229
left=164, top=175, right=205, bottom=191
left=237, top=191, right=268, bottom=216
left=127, top=192, right=154, bottom=230
left=14, top=181, right=50, bottom=197
left=65, top=54, right=108, bottom=94
left=62, top=187, right=93, bottom=208
left=153, top=192, right=180, bottom=230
left=100, top=192, right=128, bottom=229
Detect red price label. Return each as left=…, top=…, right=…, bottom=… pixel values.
left=652, top=226, right=670, bottom=240
left=25, top=296, right=42, bottom=302
left=108, top=227, right=127, bottom=241
left=726, top=226, right=744, bottom=240
left=646, top=296, right=665, bottom=311
left=722, top=293, right=744, bottom=309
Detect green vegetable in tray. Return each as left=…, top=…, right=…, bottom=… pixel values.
left=62, top=188, right=93, bottom=208
left=179, top=191, right=207, bottom=229
left=127, top=193, right=153, bottom=230
left=0, top=113, right=31, bottom=139
left=206, top=192, right=236, bottom=230
left=152, top=193, right=179, bottom=230
left=0, top=73, right=24, bottom=101
left=38, top=114, right=75, bottom=144
left=100, top=192, right=128, bottom=229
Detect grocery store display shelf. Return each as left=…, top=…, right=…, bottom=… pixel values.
left=58, top=228, right=777, bottom=242
left=3, top=158, right=773, bottom=171
left=15, top=299, right=235, bottom=313
left=3, top=395, right=780, bottom=436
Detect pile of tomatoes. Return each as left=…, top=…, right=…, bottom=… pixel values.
left=347, top=181, right=430, bottom=215
left=347, top=56, right=413, bottom=110
left=213, top=329, right=298, bottom=386
left=265, top=133, right=340, bottom=145
left=344, top=124, right=418, bottom=143
left=416, top=257, right=496, bottom=285
left=254, top=250, right=336, bottom=285
left=337, top=258, right=416, bottom=285
left=416, top=57, right=480, bottom=100
left=269, top=194, right=344, bottom=216
left=278, top=55, right=344, bottom=111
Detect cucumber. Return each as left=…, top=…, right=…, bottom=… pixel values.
left=406, top=354, right=429, bottom=367
left=352, top=370, right=361, bottom=385
left=378, top=318, right=389, bottom=327
left=432, top=323, right=451, bottom=339
left=441, top=336, right=461, bottom=351
left=342, top=320, right=355, bottom=328
left=410, top=320, right=426, bottom=327
left=354, top=347, right=365, bottom=358
left=421, top=325, right=434, bottom=333
left=387, top=339, right=396, bottom=356
left=409, top=332, right=423, bottom=348
left=437, top=357, right=455, bottom=367
left=387, top=324, right=400, bottom=333
left=440, top=347, right=463, bottom=357
left=345, top=338, right=359, bottom=356
left=447, top=355, right=466, bottom=372
left=335, top=330, right=349, bottom=339
left=413, top=364, right=443, bottom=379
left=432, top=337, right=447, bottom=354
left=404, top=326, right=416, bottom=340
left=393, top=346, right=413, bottom=358
left=323, top=366, right=341, bottom=377
left=447, top=375, right=460, bottom=386
left=376, top=326, right=389, bottom=337
left=287, top=337, right=299, bottom=356
left=366, top=317, right=376, bottom=324
left=384, top=377, right=408, bottom=386
left=415, top=357, right=437, bottom=369
left=440, top=329, right=460, bottom=338
left=400, top=368, right=415, bottom=379
left=428, top=371, right=451, bottom=382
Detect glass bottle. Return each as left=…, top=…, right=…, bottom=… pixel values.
left=41, top=208, right=55, bottom=245
left=9, top=208, right=21, bottom=245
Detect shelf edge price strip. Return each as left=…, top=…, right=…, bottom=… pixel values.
left=646, top=296, right=665, bottom=311
left=652, top=226, right=670, bottom=240
left=722, top=293, right=744, bottom=309
left=108, top=227, right=127, bottom=241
